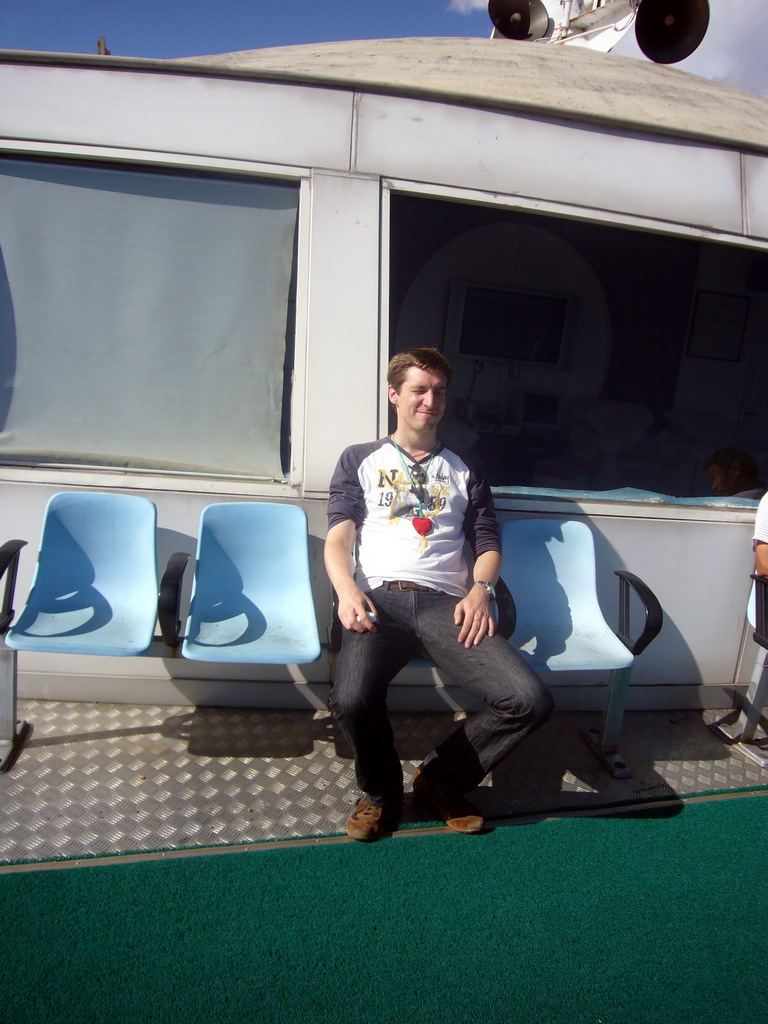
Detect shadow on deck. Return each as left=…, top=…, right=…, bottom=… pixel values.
left=1, top=701, right=766, bottom=864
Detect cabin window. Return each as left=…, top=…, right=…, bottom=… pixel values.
left=389, top=194, right=768, bottom=501
left=0, top=158, right=299, bottom=478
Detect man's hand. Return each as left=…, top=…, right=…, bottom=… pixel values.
left=336, top=583, right=378, bottom=634
left=454, top=584, right=495, bottom=648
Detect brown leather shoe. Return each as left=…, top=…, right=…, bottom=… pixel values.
left=412, top=766, right=484, bottom=833
left=345, top=798, right=397, bottom=841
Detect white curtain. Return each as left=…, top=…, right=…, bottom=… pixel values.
left=0, top=159, right=299, bottom=477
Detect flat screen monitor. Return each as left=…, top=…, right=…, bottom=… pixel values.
left=522, top=393, right=560, bottom=429
left=444, top=280, right=570, bottom=366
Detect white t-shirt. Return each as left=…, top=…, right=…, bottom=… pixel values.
left=753, top=491, right=768, bottom=549
left=327, top=437, right=499, bottom=598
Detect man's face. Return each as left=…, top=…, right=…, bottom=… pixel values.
left=388, top=366, right=447, bottom=436
left=708, top=463, right=739, bottom=496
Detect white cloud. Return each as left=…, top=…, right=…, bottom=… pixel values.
left=448, top=0, right=488, bottom=13
left=615, top=0, right=768, bottom=96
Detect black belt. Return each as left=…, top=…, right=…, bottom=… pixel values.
left=383, top=580, right=438, bottom=593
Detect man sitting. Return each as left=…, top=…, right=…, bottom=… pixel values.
left=324, top=347, right=553, bottom=840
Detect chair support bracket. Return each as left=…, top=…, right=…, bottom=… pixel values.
left=581, top=728, right=632, bottom=779
left=0, top=647, right=31, bottom=774
left=708, top=720, right=768, bottom=769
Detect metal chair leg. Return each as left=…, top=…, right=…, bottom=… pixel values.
left=0, top=646, right=31, bottom=774
left=710, top=650, right=768, bottom=768
left=582, top=666, right=633, bottom=778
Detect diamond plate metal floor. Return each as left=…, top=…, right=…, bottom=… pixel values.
left=1, top=700, right=766, bottom=864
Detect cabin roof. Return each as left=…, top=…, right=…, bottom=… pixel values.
left=3, top=36, right=768, bottom=154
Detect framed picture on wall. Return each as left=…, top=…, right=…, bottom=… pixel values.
left=687, top=290, right=750, bottom=361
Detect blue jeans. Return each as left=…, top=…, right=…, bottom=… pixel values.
left=329, top=586, right=554, bottom=803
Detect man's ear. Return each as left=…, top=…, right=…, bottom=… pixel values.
left=387, top=384, right=398, bottom=406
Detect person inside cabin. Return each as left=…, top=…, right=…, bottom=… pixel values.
left=705, top=447, right=766, bottom=500
left=324, top=347, right=554, bottom=840
left=753, top=490, right=768, bottom=576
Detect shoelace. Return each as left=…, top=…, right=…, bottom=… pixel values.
left=352, top=801, right=381, bottom=820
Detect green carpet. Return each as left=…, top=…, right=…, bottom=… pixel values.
left=1, top=795, right=766, bottom=1024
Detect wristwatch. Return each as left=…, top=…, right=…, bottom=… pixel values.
left=474, top=580, right=496, bottom=599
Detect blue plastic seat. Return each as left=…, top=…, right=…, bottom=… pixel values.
left=501, top=519, right=633, bottom=672
left=7, top=492, right=158, bottom=657
left=500, top=518, right=662, bottom=777
left=180, top=502, right=320, bottom=664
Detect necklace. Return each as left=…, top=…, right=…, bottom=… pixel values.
left=390, top=437, right=438, bottom=536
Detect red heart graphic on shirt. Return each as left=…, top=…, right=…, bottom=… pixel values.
left=412, top=517, right=432, bottom=536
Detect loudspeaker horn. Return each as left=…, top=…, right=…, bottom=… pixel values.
left=635, top=0, right=710, bottom=64
left=488, top=0, right=550, bottom=42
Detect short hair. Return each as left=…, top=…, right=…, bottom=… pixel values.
left=387, top=348, right=452, bottom=392
left=705, top=446, right=758, bottom=475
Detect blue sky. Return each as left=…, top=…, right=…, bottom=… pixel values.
left=1, top=1, right=765, bottom=96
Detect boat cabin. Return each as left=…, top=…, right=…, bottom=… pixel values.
left=1, top=37, right=768, bottom=711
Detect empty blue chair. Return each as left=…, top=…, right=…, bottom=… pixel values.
left=7, top=492, right=159, bottom=657
left=1, top=492, right=158, bottom=773
left=500, top=518, right=662, bottom=777
left=180, top=502, right=320, bottom=664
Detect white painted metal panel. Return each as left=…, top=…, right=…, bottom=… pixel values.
left=589, top=513, right=753, bottom=688
left=0, top=64, right=353, bottom=171
left=302, top=172, right=382, bottom=493
left=355, top=94, right=743, bottom=234
left=745, top=153, right=768, bottom=241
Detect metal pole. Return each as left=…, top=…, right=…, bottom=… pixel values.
left=0, top=645, right=30, bottom=773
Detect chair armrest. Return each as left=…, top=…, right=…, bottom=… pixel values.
left=750, top=573, right=768, bottom=651
left=158, top=552, right=191, bottom=648
left=0, top=540, right=27, bottom=635
left=329, top=591, right=342, bottom=653
left=495, top=576, right=517, bottom=641
left=613, top=569, right=663, bottom=656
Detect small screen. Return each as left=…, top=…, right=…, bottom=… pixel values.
left=522, top=393, right=560, bottom=427
left=453, top=284, right=568, bottom=364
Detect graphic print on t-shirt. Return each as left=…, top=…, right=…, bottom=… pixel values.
left=375, top=462, right=448, bottom=547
